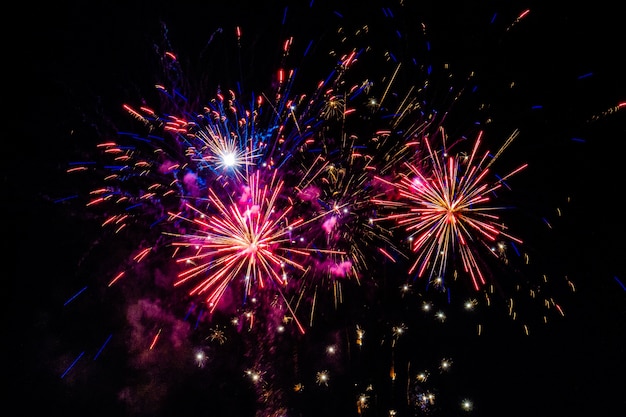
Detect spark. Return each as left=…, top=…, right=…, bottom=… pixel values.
left=316, top=370, right=330, bottom=386
left=439, top=358, right=452, bottom=372
left=206, top=326, right=227, bottom=344
left=464, top=298, right=478, bottom=310
left=356, top=325, right=365, bottom=346
left=246, top=368, right=263, bottom=384
left=194, top=350, right=208, bottom=368
left=461, top=398, right=473, bottom=411
left=392, top=323, right=407, bottom=338
left=416, top=371, right=429, bottom=382
left=435, top=311, right=446, bottom=322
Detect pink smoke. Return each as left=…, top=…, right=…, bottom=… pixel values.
left=183, top=172, right=200, bottom=197
left=329, top=260, right=353, bottom=277
left=240, top=185, right=251, bottom=203
left=322, top=216, right=337, bottom=234
left=298, top=186, right=320, bottom=202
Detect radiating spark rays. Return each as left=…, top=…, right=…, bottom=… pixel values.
left=165, top=168, right=348, bottom=318
left=182, top=91, right=267, bottom=180
left=373, top=130, right=527, bottom=291
left=187, top=120, right=262, bottom=180
left=167, top=170, right=306, bottom=310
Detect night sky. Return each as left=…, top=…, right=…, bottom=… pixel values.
left=10, top=1, right=625, bottom=416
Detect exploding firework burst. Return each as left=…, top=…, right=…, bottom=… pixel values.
left=372, top=128, right=527, bottom=292
left=165, top=167, right=351, bottom=332
left=169, top=170, right=306, bottom=306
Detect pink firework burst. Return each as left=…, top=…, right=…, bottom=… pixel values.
left=166, top=168, right=343, bottom=329
left=373, top=129, right=527, bottom=291
left=169, top=170, right=307, bottom=306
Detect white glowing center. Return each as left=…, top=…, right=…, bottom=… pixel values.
left=222, top=152, right=236, bottom=167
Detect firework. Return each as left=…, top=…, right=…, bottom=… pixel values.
left=51, top=3, right=592, bottom=417
left=372, top=128, right=527, bottom=292
left=67, top=16, right=430, bottom=331
left=166, top=167, right=347, bottom=333
left=69, top=49, right=360, bottom=309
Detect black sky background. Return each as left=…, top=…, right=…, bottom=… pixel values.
left=10, top=1, right=626, bottom=416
